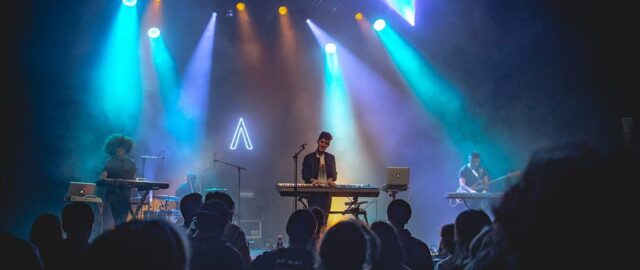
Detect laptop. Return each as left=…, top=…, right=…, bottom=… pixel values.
left=65, top=182, right=97, bottom=198
left=386, top=167, right=410, bottom=186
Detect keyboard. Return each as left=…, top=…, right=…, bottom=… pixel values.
left=276, top=183, right=380, bottom=198
left=445, top=192, right=503, bottom=199
left=96, top=178, right=169, bottom=190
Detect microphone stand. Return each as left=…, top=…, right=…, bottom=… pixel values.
left=213, top=158, right=246, bottom=222
left=292, top=145, right=306, bottom=210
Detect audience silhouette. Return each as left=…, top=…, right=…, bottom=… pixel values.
left=1, top=231, right=43, bottom=270
left=60, top=202, right=95, bottom=270
left=29, top=213, right=63, bottom=269
left=388, top=199, right=434, bottom=270
left=309, top=206, right=326, bottom=251
left=319, top=220, right=367, bottom=270
left=190, top=200, right=245, bottom=270
left=250, top=209, right=317, bottom=270
left=179, top=192, right=203, bottom=230
left=83, top=220, right=188, bottom=270
left=370, top=221, right=411, bottom=270
left=205, top=191, right=252, bottom=267
left=466, top=143, right=637, bottom=270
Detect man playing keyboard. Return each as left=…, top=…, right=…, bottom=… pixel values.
left=301, top=131, right=336, bottom=222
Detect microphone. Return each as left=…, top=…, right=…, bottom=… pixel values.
left=292, top=143, right=306, bottom=158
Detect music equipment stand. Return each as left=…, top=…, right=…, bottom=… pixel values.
left=382, top=184, right=409, bottom=200
left=131, top=187, right=155, bottom=220
left=329, top=196, right=369, bottom=224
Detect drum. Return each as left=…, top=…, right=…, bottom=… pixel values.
left=143, top=210, right=182, bottom=224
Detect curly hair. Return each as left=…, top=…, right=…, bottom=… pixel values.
left=103, top=134, right=134, bottom=157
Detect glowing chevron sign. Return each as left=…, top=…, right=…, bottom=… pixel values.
left=230, top=118, right=253, bottom=150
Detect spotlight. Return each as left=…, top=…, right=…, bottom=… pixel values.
left=122, top=0, right=137, bottom=6
left=373, top=19, right=386, bottom=31
left=306, top=19, right=311, bottom=23
left=236, top=2, right=245, bottom=11
left=355, top=12, right=364, bottom=21
left=226, top=9, right=234, bottom=17
left=148, top=27, right=160, bottom=38
left=325, top=43, right=336, bottom=54
left=278, top=6, right=288, bottom=15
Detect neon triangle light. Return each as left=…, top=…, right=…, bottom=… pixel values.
left=230, top=117, right=253, bottom=150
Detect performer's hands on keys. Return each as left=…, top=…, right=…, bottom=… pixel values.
left=328, top=179, right=336, bottom=187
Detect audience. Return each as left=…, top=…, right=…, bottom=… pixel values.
left=355, top=219, right=381, bottom=269
left=83, top=220, right=188, bottom=270
left=437, top=209, right=491, bottom=270
left=190, top=200, right=245, bottom=270
left=250, top=209, right=316, bottom=270
left=309, top=206, right=326, bottom=251
left=467, top=143, right=636, bottom=270
left=465, top=225, right=505, bottom=270
left=319, top=220, right=368, bottom=270
left=1, top=231, right=43, bottom=270
left=205, top=191, right=252, bottom=268
left=434, top=223, right=454, bottom=261
left=60, top=202, right=95, bottom=270
left=370, top=221, right=410, bottom=270
left=179, top=192, right=203, bottom=230
left=388, top=199, right=434, bottom=270
left=29, top=213, right=63, bottom=269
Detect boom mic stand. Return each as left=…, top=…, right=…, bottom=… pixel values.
left=139, top=151, right=164, bottom=211
left=213, top=157, right=246, bottom=222
left=139, top=150, right=164, bottom=178
left=292, top=144, right=306, bottom=210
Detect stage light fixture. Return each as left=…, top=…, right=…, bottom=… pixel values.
left=278, top=6, right=288, bottom=15
left=226, top=9, right=234, bottom=17
left=325, top=43, right=336, bottom=54
left=122, top=0, right=137, bottom=6
left=236, top=2, right=245, bottom=11
left=355, top=12, right=364, bottom=21
left=373, top=19, right=386, bottom=31
left=148, top=27, right=160, bottom=38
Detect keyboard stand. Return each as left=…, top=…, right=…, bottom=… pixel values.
left=329, top=196, right=369, bottom=224
left=129, top=188, right=157, bottom=220
left=382, top=184, right=409, bottom=200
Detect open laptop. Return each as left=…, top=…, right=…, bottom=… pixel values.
left=65, top=182, right=97, bottom=200
left=386, top=167, right=410, bottom=186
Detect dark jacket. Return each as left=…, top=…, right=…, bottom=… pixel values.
left=301, top=152, right=337, bottom=183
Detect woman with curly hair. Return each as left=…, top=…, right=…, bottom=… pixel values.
left=100, top=134, right=137, bottom=227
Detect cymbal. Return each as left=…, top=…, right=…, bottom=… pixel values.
left=204, top=187, right=228, bottom=192
left=153, top=195, right=180, bottom=201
